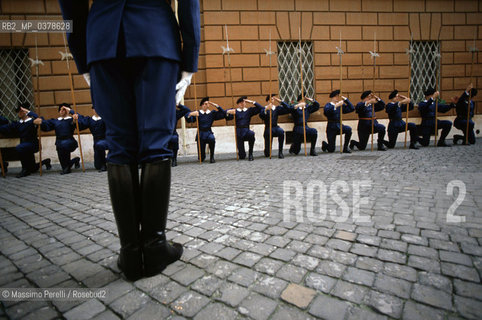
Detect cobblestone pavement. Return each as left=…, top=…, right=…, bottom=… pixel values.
left=1, top=142, right=481, bottom=320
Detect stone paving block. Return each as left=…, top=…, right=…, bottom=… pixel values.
left=252, top=275, right=288, bottom=299
left=374, top=273, right=411, bottom=299
left=357, top=234, right=381, bottom=246
left=291, top=253, right=319, bottom=270
left=411, top=283, right=453, bottom=311
left=307, top=245, right=332, bottom=259
left=350, top=243, right=378, bottom=257
left=228, top=267, right=259, bottom=287
left=408, top=255, right=441, bottom=273
left=401, top=234, right=428, bottom=246
left=453, top=279, right=482, bottom=301
left=238, top=292, right=278, bottom=320
left=382, top=263, right=417, bottom=282
left=326, top=238, right=352, bottom=251
left=355, top=256, right=384, bottom=273
left=22, top=306, right=61, bottom=320
left=206, top=260, right=238, bottom=278
left=269, top=247, right=297, bottom=262
left=330, top=250, right=358, bottom=265
left=342, top=267, right=376, bottom=286
left=193, top=302, right=239, bottom=320
left=418, top=272, right=453, bottom=293
left=6, top=301, right=51, bottom=319
left=346, top=306, right=388, bottom=320
left=308, top=294, right=350, bottom=320
left=407, top=244, right=438, bottom=259
left=317, top=260, right=347, bottom=277
left=171, top=291, right=210, bottom=318
left=148, top=280, right=187, bottom=305
left=125, top=300, right=171, bottom=320
left=454, top=295, right=482, bottom=320
left=332, top=280, right=368, bottom=304
left=189, top=253, right=218, bottom=269
left=377, top=248, right=406, bottom=264
left=280, top=283, right=316, bottom=309
left=286, top=240, right=312, bottom=253
left=109, top=290, right=150, bottom=318
left=64, top=299, right=106, bottom=320
left=276, top=264, right=307, bottom=283
left=402, top=300, right=446, bottom=320
left=254, top=257, right=284, bottom=275
left=441, top=262, right=481, bottom=283
left=305, top=272, right=337, bottom=293
left=439, top=250, right=473, bottom=267
left=380, top=239, right=407, bottom=253
left=248, top=242, right=275, bottom=256
left=271, top=304, right=318, bottom=320
left=232, top=252, right=262, bottom=268
left=171, top=265, right=205, bottom=286
left=214, top=282, right=249, bottom=307
left=366, top=291, right=403, bottom=319
left=191, top=275, right=224, bottom=297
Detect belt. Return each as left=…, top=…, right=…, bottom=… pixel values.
left=57, top=136, right=72, bottom=140
left=93, top=135, right=105, bottom=140
left=359, top=118, right=376, bottom=120
left=20, top=138, right=37, bottom=143
left=237, top=125, right=249, bottom=129
left=327, top=120, right=339, bottom=123
left=199, top=128, right=211, bottom=132
left=422, top=118, right=434, bottom=121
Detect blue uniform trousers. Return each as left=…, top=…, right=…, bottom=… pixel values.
left=94, top=139, right=109, bottom=169
left=236, top=128, right=255, bottom=159
left=325, top=125, right=351, bottom=153
left=57, top=138, right=78, bottom=170
left=290, top=126, right=317, bottom=155
left=263, top=126, right=284, bottom=154
left=354, top=121, right=386, bottom=150
left=419, top=120, right=452, bottom=147
left=454, top=118, right=475, bottom=144
left=90, top=57, right=178, bottom=165
left=387, top=121, right=418, bottom=148
left=195, top=130, right=215, bottom=161
left=16, top=142, right=38, bottom=172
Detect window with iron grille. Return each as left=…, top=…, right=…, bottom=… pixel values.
left=0, top=49, right=34, bottom=121
left=410, top=41, right=440, bottom=104
left=277, top=41, right=315, bottom=103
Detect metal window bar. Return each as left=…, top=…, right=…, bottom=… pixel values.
left=410, top=41, right=440, bottom=104
left=277, top=41, right=315, bottom=103
left=0, top=49, right=34, bottom=121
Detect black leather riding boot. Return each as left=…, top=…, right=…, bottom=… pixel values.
left=140, top=158, right=183, bottom=277
left=107, top=163, right=143, bottom=281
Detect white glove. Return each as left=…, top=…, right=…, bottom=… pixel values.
left=175, top=71, right=193, bottom=105
left=83, top=73, right=91, bottom=87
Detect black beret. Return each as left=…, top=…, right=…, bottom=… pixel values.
left=389, top=90, right=399, bottom=100
left=266, top=94, right=272, bottom=102
left=329, top=90, right=340, bottom=98
left=200, top=97, right=209, bottom=106
left=470, top=88, right=478, bottom=97
left=424, top=87, right=435, bottom=96
left=236, top=96, right=247, bottom=104
left=297, top=92, right=306, bottom=102
left=15, top=102, right=30, bottom=112
left=361, top=90, right=372, bottom=100
left=58, top=102, right=71, bottom=111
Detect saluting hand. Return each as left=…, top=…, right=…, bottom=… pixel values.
left=188, top=111, right=199, bottom=117
left=227, top=109, right=236, bottom=115
left=33, top=118, right=42, bottom=125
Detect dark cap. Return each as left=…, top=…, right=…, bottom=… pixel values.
left=58, top=102, right=71, bottom=111
left=266, top=94, right=273, bottom=102
left=361, top=90, right=372, bottom=100
left=15, top=102, right=30, bottom=112
left=200, top=97, right=209, bottom=106
left=470, top=88, right=478, bottom=97
left=236, top=96, right=247, bottom=104
left=329, top=90, right=340, bottom=98
left=424, top=87, right=435, bottom=96
left=389, top=90, right=399, bottom=100
left=297, top=92, right=307, bottom=102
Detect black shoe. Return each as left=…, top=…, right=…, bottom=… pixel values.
left=248, top=153, right=254, bottom=161
left=343, top=147, right=351, bottom=154
left=349, top=140, right=356, bottom=150
left=108, top=163, right=143, bottom=281
left=16, top=169, right=30, bottom=178
left=60, top=167, right=71, bottom=175
left=321, top=141, right=328, bottom=152
left=453, top=135, right=463, bottom=145
left=210, top=157, right=215, bottom=163
left=310, top=149, right=318, bottom=156
left=98, top=165, right=107, bottom=172
left=278, top=152, right=284, bottom=159
left=73, top=157, right=80, bottom=169
left=437, top=140, right=451, bottom=147
left=171, top=158, right=177, bottom=167
left=3, top=161, right=8, bottom=173
left=409, top=143, right=419, bottom=150
left=42, top=158, right=52, bottom=170
left=140, top=159, right=182, bottom=277
left=377, top=144, right=387, bottom=151
left=264, top=150, right=269, bottom=157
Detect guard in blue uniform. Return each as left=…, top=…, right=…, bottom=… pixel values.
left=59, top=0, right=200, bottom=280
left=34, top=103, right=80, bottom=175
left=168, top=104, right=191, bottom=167
left=350, top=90, right=387, bottom=151
left=286, top=94, right=320, bottom=156
left=385, top=90, right=420, bottom=149
left=321, top=90, right=355, bottom=153
left=418, top=88, right=454, bottom=147
left=77, top=107, right=109, bottom=171
left=0, top=115, right=9, bottom=172
left=186, top=97, right=225, bottom=163
left=259, top=95, right=290, bottom=159
left=453, top=83, right=477, bottom=145
left=226, top=96, right=262, bottom=161
left=0, top=103, right=51, bottom=177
